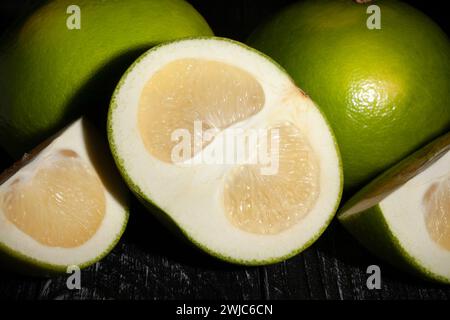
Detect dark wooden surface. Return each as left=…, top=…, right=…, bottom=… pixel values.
left=0, top=0, right=449, bottom=300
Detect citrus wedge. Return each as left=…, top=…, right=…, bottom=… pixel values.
left=339, top=132, right=450, bottom=283
left=0, top=118, right=128, bottom=275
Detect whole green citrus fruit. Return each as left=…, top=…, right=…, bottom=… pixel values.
left=0, top=0, right=212, bottom=157
left=248, top=0, right=450, bottom=192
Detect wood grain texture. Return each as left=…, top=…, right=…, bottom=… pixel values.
left=0, top=0, right=449, bottom=300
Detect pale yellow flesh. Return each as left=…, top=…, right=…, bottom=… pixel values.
left=138, top=58, right=320, bottom=235
left=224, top=123, right=319, bottom=234
left=138, top=58, right=265, bottom=162
left=423, top=177, right=450, bottom=250
left=1, top=150, right=106, bottom=248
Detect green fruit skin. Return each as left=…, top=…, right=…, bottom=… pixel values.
left=248, top=0, right=450, bottom=192
left=0, top=0, right=213, bottom=158
left=339, top=132, right=450, bottom=284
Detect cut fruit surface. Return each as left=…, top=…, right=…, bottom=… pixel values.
left=108, top=38, right=342, bottom=264
left=339, top=132, right=450, bottom=283
left=224, top=123, right=320, bottom=235
left=0, top=118, right=128, bottom=275
left=2, top=150, right=106, bottom=248
left=423, top=177, right=450, bottom=251
left=138, top=58, right=265, bottom=162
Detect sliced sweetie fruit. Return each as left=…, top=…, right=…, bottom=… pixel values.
left=0, top=118, right=128, bottom=275
left=339, top=132, right=450, bottom=283
left=108, top=38, right=342, bottom=264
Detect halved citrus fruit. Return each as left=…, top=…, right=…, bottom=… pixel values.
left=339, top=132, right=450, bottom=283
left=108, top=38, right=342, bottom=264
left=0, top=118, right=128, bottom=275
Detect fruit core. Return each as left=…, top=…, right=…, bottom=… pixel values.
left=423, top=177, right=450, bottom=250
left=1, top=149, right=106, bottom=248
left=138, top=58, right=320, bottom=235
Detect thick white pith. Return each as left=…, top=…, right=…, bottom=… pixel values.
left=110, top=39, right=341, bottom=262
left=342, top=150, right=450, bottom=279
left=0, top=119, right=127, bottom=267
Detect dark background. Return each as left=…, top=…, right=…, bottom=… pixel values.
left=0, top=0, right=449, bottom=300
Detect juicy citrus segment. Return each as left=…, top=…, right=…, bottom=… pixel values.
left=224, top=123, right=320, bottom=235
left=0, top=150, right=106, bottom=248
left=138, top=58, right=265, bottom=162
left=423, top=177, right=450, bottom=250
